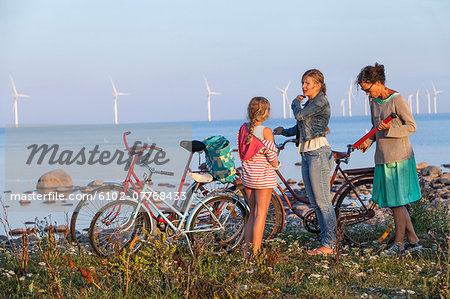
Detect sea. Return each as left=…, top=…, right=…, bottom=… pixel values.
left=1, top=113, right=449, bottom=232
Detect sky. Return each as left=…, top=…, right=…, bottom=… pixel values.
left=0, top=0, right=449, bottom=125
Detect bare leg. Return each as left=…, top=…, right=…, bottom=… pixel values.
left=391, top=206, right=419, bottom=248
left=251, top=189, right=272, bottom=254
left=244, top=188, right=255, bottom=258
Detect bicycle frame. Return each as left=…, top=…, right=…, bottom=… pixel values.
left=272, top=113, right=396, bottom=221
left=98, top=132, right=245, bottom=254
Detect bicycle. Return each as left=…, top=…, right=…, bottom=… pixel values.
left=71, top=132, right=248, bottom=257
left=230, top=113, right=398, bottom=247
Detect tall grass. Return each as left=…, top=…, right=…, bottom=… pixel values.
left=0, top=190, right=448, bottom=298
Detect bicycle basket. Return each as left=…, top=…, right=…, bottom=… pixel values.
left=203, top=136, right=237, bottom=183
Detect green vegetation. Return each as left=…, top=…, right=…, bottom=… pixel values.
left=0, top=196, right=448, bottom=298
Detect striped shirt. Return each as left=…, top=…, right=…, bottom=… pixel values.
left=237, top=132, right=278, bottom=189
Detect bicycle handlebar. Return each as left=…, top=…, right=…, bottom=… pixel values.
left=140, top=161, right=174, bottom=176
left=123, top=131, right=164, bottom=154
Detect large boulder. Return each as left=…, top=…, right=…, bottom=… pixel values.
left=36, top=169, right=73, bottom=194
left=420, top=166, right=442, bottom=178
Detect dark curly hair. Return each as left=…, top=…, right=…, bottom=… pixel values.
left=356, top=63, right=385, bottom=85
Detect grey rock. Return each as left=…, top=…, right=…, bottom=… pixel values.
left=88, top=180, right=104, bottom=187
left=421, top=166, right=442, bottom=177
left=287, top=179, right=297, bottom=185
left=9, top=228, right=27, bottom=237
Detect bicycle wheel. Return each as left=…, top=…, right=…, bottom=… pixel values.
left=89, top=199, right=151, bottom=257
left=197, top=180, right=284, bottom=240
left=188, top=195, right=247, bottom=253
left=335, top=178, right=395, bottom=247
left=70, top=185, right=135, bottom=249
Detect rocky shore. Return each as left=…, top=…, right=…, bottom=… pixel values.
left=1, top=163, right=449, bottom=248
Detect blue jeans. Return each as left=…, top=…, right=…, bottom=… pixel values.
left=301, top=145, right=337, bottom=249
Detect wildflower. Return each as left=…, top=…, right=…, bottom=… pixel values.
left=309, top=274, right=321, bottom=279
left=26, top=273, right=33, bottom=277
left=20, top=276, right=25, bottom=281
left=38, top=262, right=46, bottom=266
left=8, top=270, right=15, bottom=275
left=3, top=273, right=11, bottom=278
left=322, top=264, right=329, bottom=269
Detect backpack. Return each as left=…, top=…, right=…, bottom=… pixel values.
left=203, top=136, right=237, bottom=183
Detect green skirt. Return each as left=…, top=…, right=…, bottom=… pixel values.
left=373, top=157, right=422, bottom=208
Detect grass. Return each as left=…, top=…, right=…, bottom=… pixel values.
left=0, top=193, right=448, bottom=298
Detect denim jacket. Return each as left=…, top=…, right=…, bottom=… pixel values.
left=281, top=91, right=330, bottom=145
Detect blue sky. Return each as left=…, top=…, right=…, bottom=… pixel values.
left=0, top=0, right=449, bottom=125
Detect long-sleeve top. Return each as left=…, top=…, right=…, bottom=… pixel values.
left=365, top=93, right=417, bottom=164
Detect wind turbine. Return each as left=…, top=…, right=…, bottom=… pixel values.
left=415, top=89, right=420, bottom=115
left=364, top=95, right=369, bottom=116
left=110, top=77, right=128, bottom=125
left=407, top=93, right=413, bottom=113
left=346, top=80, right=355, bottom=117
left=10, top=75, right=31, bottom=128
left=340, top=98, right=346, bottom=117
left=431, top=82, right=443, bottom=114
left=426, top=89, right=431, bottom=114
left=276, top=81, right=291, bottom=119
left=204, top=77, right=220, bottom=122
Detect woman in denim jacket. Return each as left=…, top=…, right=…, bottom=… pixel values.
left=274, top=69, right=336, bottom=255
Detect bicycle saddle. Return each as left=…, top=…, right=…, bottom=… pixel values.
left=180, top=140, right=206, bottom=153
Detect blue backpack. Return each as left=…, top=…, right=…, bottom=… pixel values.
left=203, top=136, right=237, bottom=183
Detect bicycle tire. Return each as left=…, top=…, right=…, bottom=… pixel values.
left=196, top=180, right=285, bottom=240
left=188, top=195, right=247, bottom=253
left=70, top=185, right=135, bottom=249
left=335, top=178, right=395, bottom=247
left=89, top=199, right=151, bottom=257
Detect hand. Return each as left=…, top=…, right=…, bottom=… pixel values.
left=377, top=120, right=391, bottom=130
left=357, top=140, right=369, bottom=152
left=295, top=94, right=306, bottom=102
left=273, top=126, right=284, bottom=135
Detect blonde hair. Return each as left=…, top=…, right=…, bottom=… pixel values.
left=302, top=69, right=326, bottom=96
left=246, top=97, right=270, bottom=144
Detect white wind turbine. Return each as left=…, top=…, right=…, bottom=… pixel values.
left=276, top=81, right=291, bottom=119
left=432, top=82, right=443, bottom=114
left=340, top=98, right=346, bottom=117
left=346, top=80, right=356, bottom=117
left=415, top=89, right=420, bottom=115
left=10, top=75, right=31, bottom=128
left=364, top=95, right=369, bottom=116
left=426, top=89, right=431, bottom=114
left=407, top=93, right=413, bottom=113
left=110, top=77, right=128, bottom=125
left=204, top=77, right=220, bottom=122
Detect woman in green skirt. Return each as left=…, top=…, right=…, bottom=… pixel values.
left=356, top=63, right=422, bottom=256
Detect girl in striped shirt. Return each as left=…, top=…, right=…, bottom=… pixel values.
left=237, top=97, right=279, bottom=258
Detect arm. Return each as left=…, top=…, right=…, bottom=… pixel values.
left=291, top=95, right=327, bottom=121
left=358, top=100, right=376, bottom=152
left=385, top=95, right=416, bottom=137
left=279, top=125, right=297, bottom=137
left=263, top=128, right=279, bottom=167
